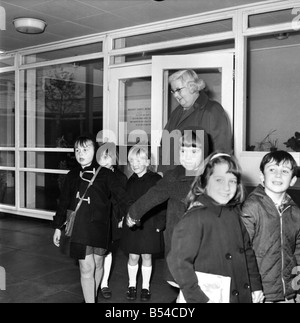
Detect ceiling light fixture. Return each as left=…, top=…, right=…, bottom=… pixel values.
left=13, top=18, right=47, bottom=34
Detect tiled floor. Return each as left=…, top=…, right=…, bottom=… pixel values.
left=0, top=213, right=177, bottom=303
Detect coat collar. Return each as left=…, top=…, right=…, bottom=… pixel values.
left=170, top=165, right=199, bottom=182
left=250, top=184, right=297, bottom=209
left=176, top=91, right=209, bottom=126
left=131, top=170, right=152, bottom=181
left=187, top=193, right=238, bottom=218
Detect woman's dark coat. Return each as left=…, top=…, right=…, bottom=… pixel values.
left=158, top=91, right=232, bottom=174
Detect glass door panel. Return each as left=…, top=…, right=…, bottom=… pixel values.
left=107, top=63, right=152, bottom=148
left=151, top=53, right=234, bottom=163
left=118, top=76, right=152, bottom=146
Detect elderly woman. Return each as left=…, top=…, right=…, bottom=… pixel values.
left=158, top=69, right=232, bottom=174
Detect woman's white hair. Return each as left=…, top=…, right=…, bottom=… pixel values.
left=169, top=69, right=206, bottom=92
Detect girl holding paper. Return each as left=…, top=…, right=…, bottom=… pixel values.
left=167, top=152, right=264, bottom=303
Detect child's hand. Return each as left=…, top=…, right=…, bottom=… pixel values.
left=118, top=219, right=123, bottom=229
left=126, top=214, right=136, bottom=227
left=252, top=290, right=264, bottom=303
left=53, top=229, right=61, bottom=247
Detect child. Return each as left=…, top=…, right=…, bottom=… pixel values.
left=167, top=152, right=264, bottom=303
left=241, top=150, right=300, bottom=303
left=97, top=142, right=128, bottom=300
left=53, top=136, right=129, bottom=303
left=126, top=130, right=206, bottom=293
left=120, top=145, right=166, bottom=302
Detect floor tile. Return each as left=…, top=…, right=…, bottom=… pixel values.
left=0, top=214, right=177, bottom=303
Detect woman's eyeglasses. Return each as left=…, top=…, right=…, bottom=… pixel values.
left=170, top=87, right=186, bottom=95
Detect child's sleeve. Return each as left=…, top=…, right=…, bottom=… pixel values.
left=167, top=213, right=210, bottom=303
left=107, top=171, right=130, bottom=219
left=239, top=216, right=263, bottom=292
left=241, top=198, right=260, bottom=242
left=129, top=175, right=171, bottom=222
left=294, top=220, right=300, bottom=266
left=52, top=172, right=72, bottom=229
left=111, top=172, right=128, bottom=222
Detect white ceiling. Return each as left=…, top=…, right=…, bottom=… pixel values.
left=0, top=0, right=273, bottom=52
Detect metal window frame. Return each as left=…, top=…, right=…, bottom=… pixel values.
left=0, top=0, right=299, bottom=219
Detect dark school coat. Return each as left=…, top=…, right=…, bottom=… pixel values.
left=121, top=171, right=166, bottom=255
left=109, top=168, right=128, bottom=242
left=129, top=165, right=195, bottom=280
left=158, top=91, right=232, bottom=174
left=53, top=162, right=129, bottom=258
left=167, top=194, right=262, bottom=303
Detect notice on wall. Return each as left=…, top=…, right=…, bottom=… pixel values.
left=126, top=99, right=151, bottom=143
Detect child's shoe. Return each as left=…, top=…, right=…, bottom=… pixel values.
left=140, top=289, right=151, bottom=302
left=101, top=287, right=112, bottom=299
left=126, top=287, right=137, bottom=301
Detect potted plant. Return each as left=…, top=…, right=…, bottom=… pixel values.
left=284, top=132, right=300, bottom=152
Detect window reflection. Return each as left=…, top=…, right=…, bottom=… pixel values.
left=21, top=59, right=103, bottom=148
left=0, top=72, right=15, bottom=147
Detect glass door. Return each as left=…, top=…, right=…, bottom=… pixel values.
left=108, top=53, right=234, bottom=169
left=107, top=63, right=152, bottom=175
left=107, top=63, right=152, bottom=145
left=151, top=53, right=235, bottom=164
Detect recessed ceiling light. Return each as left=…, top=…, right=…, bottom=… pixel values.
left=13, top=18, right=47, bottom=34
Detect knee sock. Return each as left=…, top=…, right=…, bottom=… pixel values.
left=101, top=253, right=112, bottom=289
left=128, top=263, right=139, bottom=288
left=142, top=265, right=152, bottom=290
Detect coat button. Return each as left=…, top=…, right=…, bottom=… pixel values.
left=244, top=283, right=250, bottom=289
left=239, top=248, right=245, bottom=254
left=232, top=290, right=239, bottom=296
left=225, top=253, right=232, bottom=260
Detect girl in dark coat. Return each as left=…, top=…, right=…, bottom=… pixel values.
left=167, top=152, right=264, bottom=303
left=121, top=146, right=166, bottom=302
left=97, top=142, right=128, bottom=299
left=53, top=136, right=129, bottom=303
left=126, top=131, right=205, bottom=287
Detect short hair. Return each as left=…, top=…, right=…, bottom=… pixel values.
left=128, top=145, right=150, bottom=161
left=169, top=69, right=206, bottom=92
left=260, top=150, right=298, bottom=178
left=74, top=135, right=96, bottom=151
left=179, top=130, right=203, bottom=149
